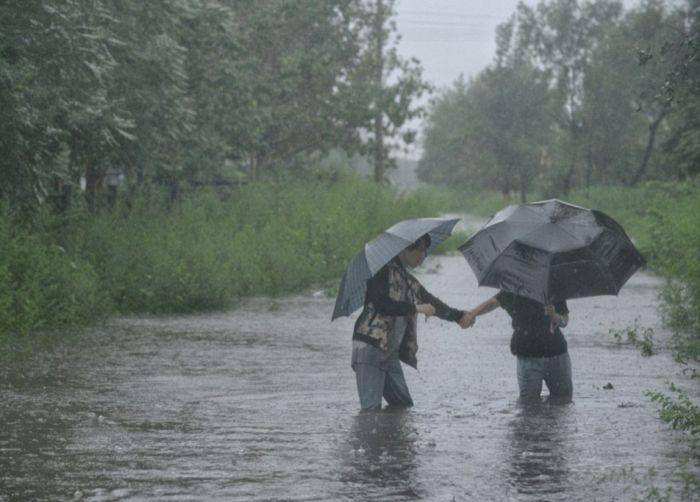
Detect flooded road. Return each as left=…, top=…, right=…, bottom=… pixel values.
left=1, top=252, right=698, bottom=501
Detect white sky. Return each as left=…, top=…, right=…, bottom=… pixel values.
left=395, top=0, right=534, bottom=91
left=393, top=0, right=643, bottom=158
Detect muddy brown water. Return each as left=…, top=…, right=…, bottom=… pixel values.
left=1, top=250, right=698, bottom=500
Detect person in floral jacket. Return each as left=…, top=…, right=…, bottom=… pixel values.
left=351, top=234, right=472, bottom=410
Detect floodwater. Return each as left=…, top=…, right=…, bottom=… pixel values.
left=1, top=251, right=698, bottom=500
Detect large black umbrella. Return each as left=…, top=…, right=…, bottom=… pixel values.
left=332, top=217, right=460, bottom=320
left=458, top=199, right=645, bottom=303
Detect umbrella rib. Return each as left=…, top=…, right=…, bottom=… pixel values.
left=594, top=257, right=619, bottom=293
left=557, top=224, right=596, bottom=245
left=544, top=250, right=554, bottom=302
left=520, top=205, right=547, bottom=219
left=590, top=236, right=624, bottom=292
left=516, top=221, right=588, bottom=252
left=472, top=227, right=504, bottom=282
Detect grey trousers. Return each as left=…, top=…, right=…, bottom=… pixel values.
left=517, top=352, right=573, bottom=401
left=353, top=357, right=414, bottom=411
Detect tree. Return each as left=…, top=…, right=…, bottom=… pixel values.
left=418, top=63, right=554, bottom=201
left=417, top=77, right=473, bottom=185
left=418, top=18, right=555, bottom=202
left=354, top=0, right=431, bottom=183
left=0, top=0, right=433, bottom=211
left=512, top=0, right=623, bottom=193
left=580, top=0, right=675, bottom=187
left=179, top=0, right=252, bottom=187
left=104, top=0, right=196, bottom=201
left=622, top=0, right=679, bottom=185
left=655, top=0, right=700, bottom=179
left=0, top=0, right=131, bottom=211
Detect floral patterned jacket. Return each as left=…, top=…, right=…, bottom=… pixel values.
left=352, top=258, right=464, bottom=369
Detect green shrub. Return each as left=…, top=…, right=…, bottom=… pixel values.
left=609, top=322, right=656, bottom=357
left=37, top=173, right=460, bottom=315
left=0, top=214, right=109, bottom=336
left=647, top=383, right=700, bottom=435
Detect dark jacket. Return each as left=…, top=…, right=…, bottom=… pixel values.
left=496, top=291, right=569, bottom=357
left=353, top=258, right=464, bottom=368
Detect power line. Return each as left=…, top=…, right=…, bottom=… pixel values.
left=399, top=10, right=505, bottom=20
left=398, top=20, right=495, bottom=28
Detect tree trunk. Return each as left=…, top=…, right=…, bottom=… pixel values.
left=562, top=152, right=577, bottom=195
left=249, top=152, right=258, bottom=182
left=562, top=68, right=578, bottom=195
left=627, top=105, right=670, bottom=186
left=501, top=178, right=510, bottom=201
left=585, top=144, right=593, bottom=198
left=373, top=0, right=385, bottom=183
left=168, top=179, right=180, bottom=207
left=85, top=164, right=101, bottom=213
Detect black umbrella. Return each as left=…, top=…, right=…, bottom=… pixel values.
left=332, top=217, right=460, bottom=320
left=458, top=199, right=645, bottom=303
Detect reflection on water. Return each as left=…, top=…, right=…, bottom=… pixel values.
left=0, top=404, right=72, bottom=500
left=340, top=410, right=420, bottom=500
left=506, top=401, right=574, bottom=500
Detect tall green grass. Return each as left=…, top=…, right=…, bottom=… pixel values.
left=0, top=214, right=110, bottom=335
left=0, top=172, right=465, bottom=335
left=5, top=174, right=697, bottom=348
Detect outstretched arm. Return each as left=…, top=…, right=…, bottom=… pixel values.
left=417, top=285, right=465, bottom=323
left=462, top=296, right=500, bottom=328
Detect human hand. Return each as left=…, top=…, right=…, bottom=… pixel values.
left=544, top=304, right=564, bottom=333
left=415, top=303, right=436, bottom=320
left=459, top=311, right=475, bottom=329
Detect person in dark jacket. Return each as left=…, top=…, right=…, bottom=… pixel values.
left=352, top=234, right=473, bottom=411
left=463, top=292, right=572, bottom=402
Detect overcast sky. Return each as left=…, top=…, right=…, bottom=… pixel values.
left=395, top=0, right=644, bottom=89
left=395, top=0, right=535, bottom=90
left=392, top=0, right=643, bottom=158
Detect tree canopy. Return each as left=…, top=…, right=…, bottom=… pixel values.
left=0, top=0, right=428, bottom=210
left=417, top=0, right=699, bottom=198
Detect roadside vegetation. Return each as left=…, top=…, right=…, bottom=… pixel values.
left=0, top=172, right=465, bottom=334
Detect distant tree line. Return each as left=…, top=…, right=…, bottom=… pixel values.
left=0, top=0, right=428, bottom=212
left=417, top=0, right=699, bottom=201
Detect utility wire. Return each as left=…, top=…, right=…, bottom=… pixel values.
left=399, top=19, right=495, bottom=27
left=399, top=10, right=505, bottom=20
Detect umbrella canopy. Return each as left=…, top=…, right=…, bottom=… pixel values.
left=332, top=217, right=460, bottom=320
left=459, top=199, right=645, bottom=303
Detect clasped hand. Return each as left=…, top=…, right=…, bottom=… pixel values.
left=459, top=310, right=475, bottom=329
left=416, top=304, right=475, bottom=329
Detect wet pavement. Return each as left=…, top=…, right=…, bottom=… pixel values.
left=1, top=250, right=698, bottom=501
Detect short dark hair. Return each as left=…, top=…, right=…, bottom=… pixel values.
left=408, top=233, right=431, bottom=251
